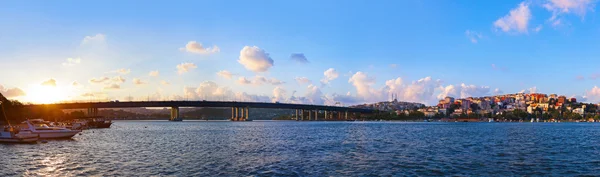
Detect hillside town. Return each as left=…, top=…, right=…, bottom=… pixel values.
left=352, top=93, right=600, bottom=122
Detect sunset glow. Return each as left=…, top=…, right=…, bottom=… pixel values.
left=26, top=85, right=68, bottom=104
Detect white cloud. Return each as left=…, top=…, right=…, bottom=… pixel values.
left=320, top=68, right=340, bottom=85
left=133, top=78, right=146, bottom=85
left=112, top=76, right=126, bottom=83
left=465, top=30, right=483, bottom=43
left=290, top=53, right=309, bottom=63
left=179, top=41, right=220, bottom=54
left=494, top=88, right=504, bottom=95
left=534, top=25, right=543, bottom=32
left=272, top=86, right=287, bottom=103
left=519, top=86, right=539, bottom=94
left=237, top=77, right=252, bottom=85
left=161, top=80, right=170, bottom=85
left=390, top=64, right=397, bottom=68
left=543, top=0, right=595, bottom=25
left=41, top=78, right=57, bottom=87
left=111, top=68, right=131, bottom=75
left=177, top=62, right=197, bottom=75
left=149, top=70, right=159, bottom=77
left=348, top=72, right=383, bottom=101
left=81, top=34, right=106, bottom=45
left=493, top=2, right=531, bottom=33
left=586, top=86, right=600, bottom=102
left=217, top=70, right=234, bottom=79
left=89, top=77, right=110, bottom=84
left=0, top=85, right=26, bottom=98
left=237, top=76, right=284, bottom=85
left=104, top=83, right=120, bottom=90
left=438, top=84, right=491, bottom=99
left=295, top=77, right=312, bottom=85
left=62, top=58, right=81, bottom=66
left=238, top=46, right=274, bottom=72
left=71, top=81, right=82, bottom=88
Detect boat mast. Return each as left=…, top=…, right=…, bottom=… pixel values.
left=0, top=101, right=13, bottom=127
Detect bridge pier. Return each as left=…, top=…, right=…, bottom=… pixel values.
left=230, top=107, right=249, bottom=121
left=324, top=110, right=328, bottom=120
left=315, top=110, right=319, bottom=121
left=308, top=110, right=312, bottom=121
left=86, top=108, right=98, bottom=117
left=295, top=109, right=299, bottom=121
left=345, top=111, right=348, bottom=120
left=170, top=107, right=181, bottom=121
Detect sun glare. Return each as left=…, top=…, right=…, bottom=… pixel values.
left=26, top=85, right=68, bottom=104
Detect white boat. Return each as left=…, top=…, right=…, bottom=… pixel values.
left=22, top=120, right=81, bottom=139
left=0, top=126, right=39, bottom=143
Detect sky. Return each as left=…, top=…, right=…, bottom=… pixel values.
left=1, top=0, right=600, bottom=105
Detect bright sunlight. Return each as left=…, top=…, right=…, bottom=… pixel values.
left=26, top=85, right=68, bottom=104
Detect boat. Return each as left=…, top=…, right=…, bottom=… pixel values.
left=0, top=126, right=39, bottom=143
left=88, top=118, right=112, bottom=128
left=21, top=120, right=81, bottom=139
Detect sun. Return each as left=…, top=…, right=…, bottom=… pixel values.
left=26, top=85, right=68, bottom=104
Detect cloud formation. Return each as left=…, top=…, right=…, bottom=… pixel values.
left=217, top=70, right=234, bottom=79
left=295, top=77, right=312, bottom=85
left=177, top=63, right=197, bottom=74
left=438, top=84, right=492, bottom=99
left=494, top=2, right=531, bottom=33
left=71, top=81, right=82, bottom=87
left=0, top=85, right=26, bottom=98
left=81, top=34, right=106, bottom=45
left=290, top=53, right=309, bottom=63
left=133, top=78, right=146, bottom=85
left=149, top=70, right=159, bottom=77
left=104, top=83, right=120, bottom=90
left=62, top=58, right=81, bottom=66
left=180, top=41, right=220, bottom=54
left=465, top=30, right=483, bottom=43
left=320, top=68, right=339, bottom=85
left=41, top=79, right=57, bottom=87
left=586, top=86, right=600, bottom=102
left=161, top=80, right=170, bottom=85
left=238, top=46, right=274, bottom=72
left=112, top=76, right=126, bottom=83
left=237, top=76, right=285, bottom=86
left=89, top=77, right=110, bottom=84
left=543, top=0, right=595, bottom=26
left=111, top=68, right=131, bottom=75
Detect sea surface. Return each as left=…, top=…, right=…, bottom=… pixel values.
left=2, top=121, right=600, bottom=176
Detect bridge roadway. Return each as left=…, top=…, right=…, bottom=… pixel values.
left=25, top=101, right=374, bottom=121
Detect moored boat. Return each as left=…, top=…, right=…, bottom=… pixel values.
left=0, top=126, right=38, bottom=143
left=21, top=120, right=81, bottom=139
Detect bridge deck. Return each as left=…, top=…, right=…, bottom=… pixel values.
left=24, top=101, right=374, bottom=113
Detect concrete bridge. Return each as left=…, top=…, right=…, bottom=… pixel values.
left=24, top=101, right=374, bottom=121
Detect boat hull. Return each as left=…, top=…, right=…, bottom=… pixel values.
left=0, top=137, right=38, bottom=143
left=33, top=131, right=80, bottom=139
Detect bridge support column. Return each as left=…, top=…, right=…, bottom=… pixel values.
left=170, top=107, right=180, bottom=121
left=87, top=108, right=99, bottom=117
left=231, top=107, right=235, bottom=121
left=295, top=109, right=299, bottom=121
left=235, top=107, right=239, bottom=121
left=324, top=110, right=328, bottom=121
left=240, top=107, right=245, bottom=121
left=308, top=110, right=312, bottom=121
left=315, top=110, right=319, bottom=121
left=345, top=111, right=348, bottom=120
left=245, top=107, right=249, bottom=121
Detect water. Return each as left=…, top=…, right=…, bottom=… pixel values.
left=2, top=121, right=600, bottom=176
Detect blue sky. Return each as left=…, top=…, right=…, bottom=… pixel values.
left=1, top=0, right=600, bottom=105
